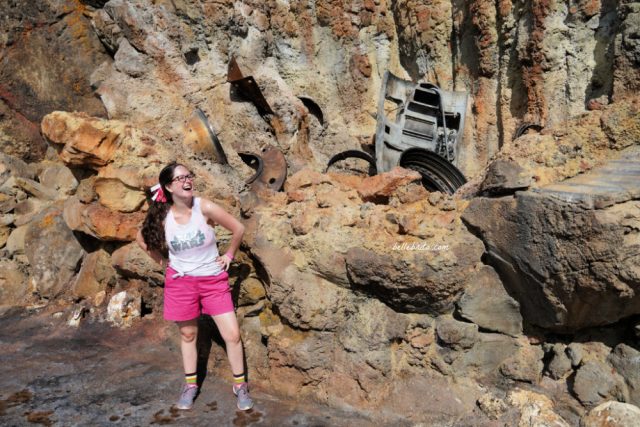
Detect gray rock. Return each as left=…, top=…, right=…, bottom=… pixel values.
left=111, top=242, right=164, bottom=286
left=339, top=298, right=409, bottom=355
left=572, top=360, right=628, bottom=407
left=452, top=332, right=519, bottom=377
left=0, top=258, right=28, bottom=308
left=270, top=266, right=350, bottom=332
left=462, top=155, right=640, bottom=332
left=14, top=177, right=58, bottom=200
left=6, top=224, right=29, bottom=255
left=457, top=266, right=523, bottom=337
left=581, top=401, right=640, bottom=427
left=436, top=317, right=478, bottom=350
left=608, top=344, right=640, bottom=406
left=0, top=153, right=35, bottom=181
left=114, top=38, right=149, bottom=78
left=480, top=159, right=531, bottom=195
left=39, top=164, right=79, bottom=197
left=567, top=342, right=585, bottom=367
left=500, top=342, right=544, bottom=383
left=345, top=239, right=484, bottom=314
left=24, top=203, right=85, bottom=299
left=547, top=343, right=573, bottom=380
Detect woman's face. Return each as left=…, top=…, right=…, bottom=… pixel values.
left=166, top=165, right=195, bottom=199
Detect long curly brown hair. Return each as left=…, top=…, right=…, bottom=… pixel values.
left=141, top=162, right=183, bottom=257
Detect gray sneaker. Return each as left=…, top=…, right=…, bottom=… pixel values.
left=176, top=384, right=198, bottom=410
left=233, top=383, right=254, bottom=410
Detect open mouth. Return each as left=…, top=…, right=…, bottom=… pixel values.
left=182, top=183, right=192, bottom=191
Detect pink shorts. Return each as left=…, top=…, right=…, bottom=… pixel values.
left=163, top=266, right=234, bottom=321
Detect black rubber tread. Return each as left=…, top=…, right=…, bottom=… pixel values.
left=399, top=148, right=466, bottom=194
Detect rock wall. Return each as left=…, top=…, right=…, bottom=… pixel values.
left=1, top=0, right=640, bottom=425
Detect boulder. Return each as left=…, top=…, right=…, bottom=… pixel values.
left=572, top=360, right=629, bottom=407
left=94, top=178, right=145, bottom=213
left=5, top=224, right=29, bottom=255
left=63, top=197, right=145, bottom=241
left=0, top=153, right=35, bottom=181
left=0, top=1, right=109, bottom=161
left=436, top=317, right=478, bottom=350
left=356, top=167, right=422, bottom=203
left=581, top=401, right=640, bottom=427
left=457, top=266, right=523, bottom=337
left=72, top=250, right=117, bottom=301
left=608, top=344, right=640, bottom=406
left=547, top=343, right=574, bottom=380
left=24, top=203, right=85, bottom=299
left=499, top=340, right=544, bottom=383
left=451, top=333, right=520, bottom=377
left=42, top=112, right=125, bottom=168
left=345, top=239, right=484, bottom=314
left=0, top=192, right=17, bottom=214
left=480, top=159, right=532, bottom=195
left=477, top=393, right=507, bottom=420
left=462, top=153, right=640, bottom=331
left=38, top=164, right=79, bottom=197
left=14, top=177, right=59, bottom=200
left=111, top=242, right=164, bottom=286
left=269, top=265, right=350, bottom=331
left=507, top=389, right=571, bottom=427
left=0, top=259, right=28, bottom=308
left=237, top=277, right=267, bottom=307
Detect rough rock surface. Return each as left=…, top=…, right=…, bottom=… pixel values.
left=581, top=401, right=640, bottom=427
left=457, top=265, right=523, bottom=336
left=463, top=148, right=640, bottom=331
left=0, top=0, right=109, bottom=161
left=1, top=0, right=640, bottom=424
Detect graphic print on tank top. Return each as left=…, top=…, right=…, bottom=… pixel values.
left=165, top=197, right=223, bottom=277
left=170, top=229, right=206, bottom=252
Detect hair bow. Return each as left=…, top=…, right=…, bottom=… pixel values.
left=150, top=183, right=167, bottom=203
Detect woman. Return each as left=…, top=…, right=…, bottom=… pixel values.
left=136, top=162, right=252, bottom=411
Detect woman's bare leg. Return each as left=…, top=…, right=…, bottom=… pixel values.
left=176, top=319, right=198, bottom=374
left=212, top=312, right=244, bottom=375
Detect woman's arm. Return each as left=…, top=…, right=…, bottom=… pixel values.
left=136, top=229, right=166, bottom=267
left=200, top=198, right=245, bottom=270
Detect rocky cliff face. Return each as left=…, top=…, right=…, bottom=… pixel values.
left=2, top=0, right=640, bottom=425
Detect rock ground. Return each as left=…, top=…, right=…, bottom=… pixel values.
left=0, top=309, right=381, bottom=427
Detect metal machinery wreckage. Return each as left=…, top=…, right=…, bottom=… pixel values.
left=188, top=59, right=469, bottom=196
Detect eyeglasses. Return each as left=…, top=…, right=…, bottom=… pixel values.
left=172, top=173, right=195, bottom=183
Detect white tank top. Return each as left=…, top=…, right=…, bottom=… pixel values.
left=164, top=197, right=223, bottom=278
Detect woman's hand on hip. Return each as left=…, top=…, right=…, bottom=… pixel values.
left=215, top=254, right=232, bottom=271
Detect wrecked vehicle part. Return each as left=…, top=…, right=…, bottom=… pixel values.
left=325, top=150, right=377, bottom=175
left=239, top=146, right=287, bottom=192
left=399, top=148, right=467, bottom=195
left=238, top=152, right=263, bottom=185
left=227, top=57, right=275, bottom=117
left=514, top=123, right=543, bottom=140
left=374, top=71, right=468, bottom=178
left=298, top=96, right=325, bottom=127
left=183, top=109, right=228, bottom=164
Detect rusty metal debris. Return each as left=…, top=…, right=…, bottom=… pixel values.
left=298, top=96, right=325, bottom=127
left=227, top=57, right=274, bottom=117
left=183, top=109, right=228, bottom=164
left=239, top=146, right=287, bottom=192
left=328, top=71, right=468, bottom=195
left=514, top=123, right=543, bottom=140
left=325, top=150, right=377, bottom=175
